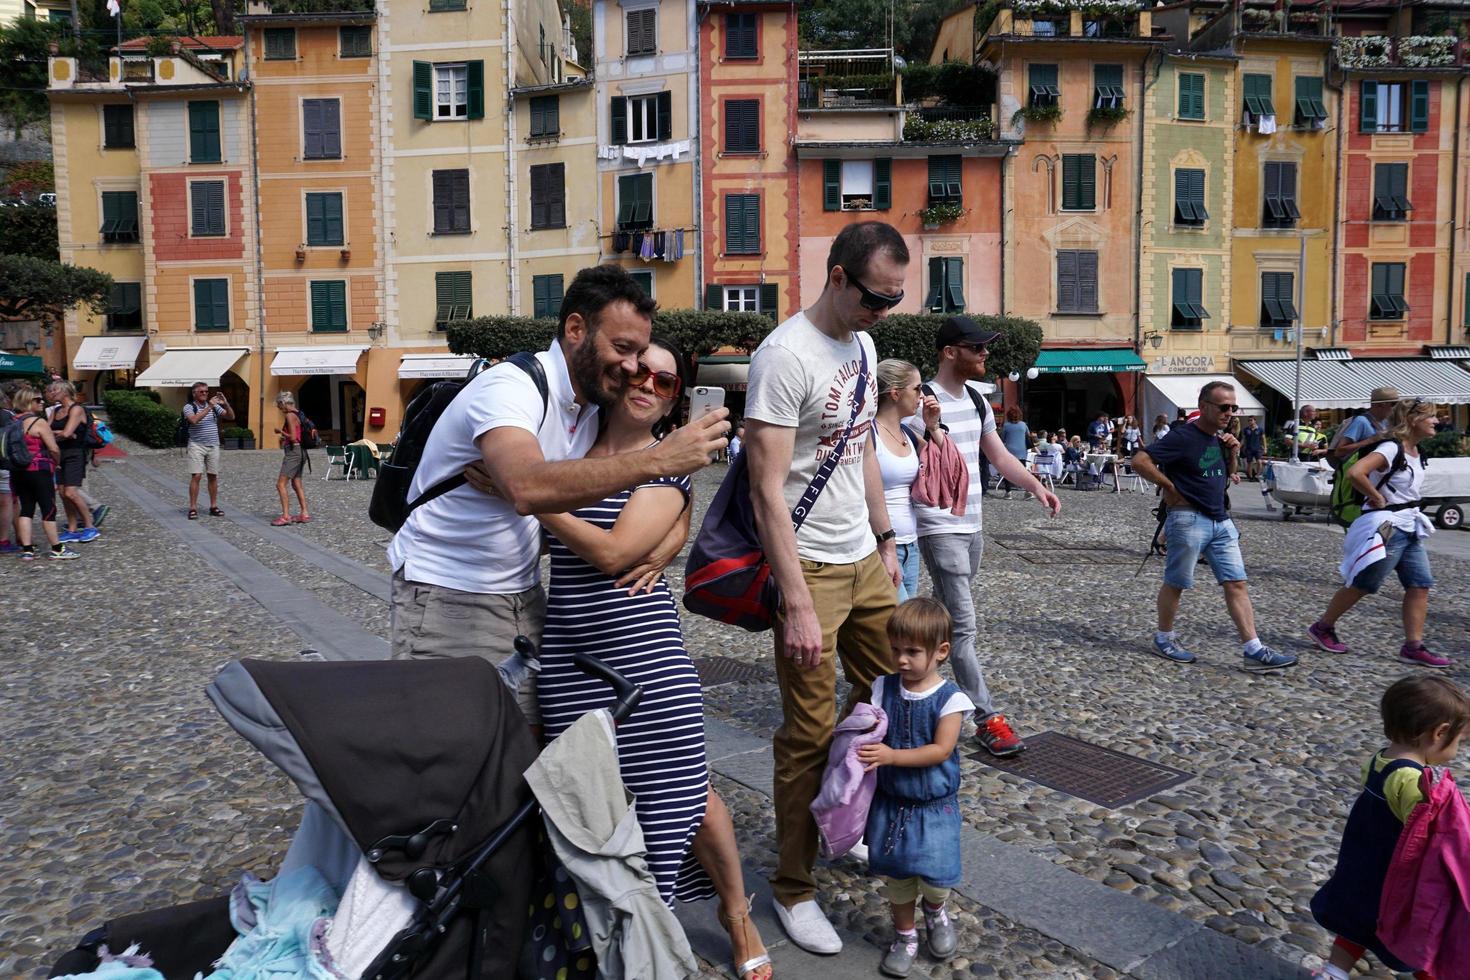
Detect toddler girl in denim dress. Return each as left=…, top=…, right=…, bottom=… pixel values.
left=858, top=598, right=974, bottom=978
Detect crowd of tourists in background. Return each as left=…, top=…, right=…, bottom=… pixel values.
left=13, top=216, right=1466, bottom=980
left=0, top=378, right=112, bottom=560
left=372, top=221, right=1464, bottom=980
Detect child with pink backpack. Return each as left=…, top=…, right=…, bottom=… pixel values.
left=1309, top=676, right=1470, bottom=980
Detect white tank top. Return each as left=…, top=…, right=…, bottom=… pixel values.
left=874, top=423, right=920, bottom=544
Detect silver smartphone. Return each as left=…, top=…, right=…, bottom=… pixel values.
left=688, top=386, right=726, bottom=461
left=688, top=385, right=725, bottom=421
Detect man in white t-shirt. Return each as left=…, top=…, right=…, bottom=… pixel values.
left=745, top=221, right=905, bottom=954
left=388, top=265, right=729, bottom=724
left=911, top=317, right=1061, bottom=759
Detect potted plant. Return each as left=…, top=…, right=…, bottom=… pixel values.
left=1086, top=104, right=1131, bottom=128
left=222, top=426, right=255, bottom=450
left=1013, top=102, right=1063, bottom=127
left=916, top=202, right=966, bottom=229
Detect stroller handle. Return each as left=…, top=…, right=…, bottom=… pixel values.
left=569, top=652, right=643, bottom=724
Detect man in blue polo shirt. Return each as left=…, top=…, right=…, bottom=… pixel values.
left=1131, top=380, right=1297, bottom=673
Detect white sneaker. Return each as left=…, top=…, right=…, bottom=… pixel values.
left=847, top=838, right=869, bottom=863
left=771, top=897, right=843, bottom=955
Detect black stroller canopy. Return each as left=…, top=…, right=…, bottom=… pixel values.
left=208, top=657, right=538, bottom=883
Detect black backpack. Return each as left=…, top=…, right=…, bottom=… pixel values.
left=369, top=352, right=548, bottom=532
left=291, top=410, right=321, bottom=450
left=0, top=408, right=34, bottom=472
left=174, top=410, right=191, bottom=448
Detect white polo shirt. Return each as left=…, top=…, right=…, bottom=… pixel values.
left=388, top=340, right=598, bottom=594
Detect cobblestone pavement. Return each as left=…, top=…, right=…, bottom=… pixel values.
left=5, top=441, right=1467, bottom=978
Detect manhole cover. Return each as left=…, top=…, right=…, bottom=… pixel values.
left=970, top=731, right=1192, bottom=808
left=692, top=656, right=769, bottom=687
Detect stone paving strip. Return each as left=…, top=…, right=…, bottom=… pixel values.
left=95, top=461, right=387, bottom=662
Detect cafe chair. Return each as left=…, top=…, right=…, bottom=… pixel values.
left=324, top=446, right=354, bottom=481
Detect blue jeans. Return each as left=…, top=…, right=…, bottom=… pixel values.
left=895, top=541, right=920, bottom=602
left=1162, top=509, right=1247, bottom=590
left=1351, top=528, right=1435, bottom=594
left=918, top=532, right=995, bottom=717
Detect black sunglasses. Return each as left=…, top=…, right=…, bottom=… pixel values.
left=952, top=342, right=989, bottom=355
left=846, top=274, right=904, bottom=312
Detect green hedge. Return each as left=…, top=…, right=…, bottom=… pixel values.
left=900, top=61, right=993, bottom=105
left=868, top=313, right=1043, bottom=382
left=1421, top=430, right=1470, bottom=459
left=448, top=309, right=1043, bottom=385
left=447, top=309, right=778, bottom=364
left=102, top=389, right=177, bottom=448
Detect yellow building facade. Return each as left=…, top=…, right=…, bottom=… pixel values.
left=593, top=0, right=700, bottom=310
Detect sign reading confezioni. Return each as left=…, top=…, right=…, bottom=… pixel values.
left=1152, top=354, right=1218, bottom=374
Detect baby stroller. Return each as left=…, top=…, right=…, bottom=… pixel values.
left=49, top=648, right=641, bottom=980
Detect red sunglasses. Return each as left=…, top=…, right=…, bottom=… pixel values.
left=626, top=363, right=682, bottom=400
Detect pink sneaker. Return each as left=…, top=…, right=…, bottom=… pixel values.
left=1308, top=621, right=1348, bottom=654
left=1400, top=642, right=1452, bottom=668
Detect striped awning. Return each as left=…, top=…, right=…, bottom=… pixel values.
left=1425, top=346, right=1470, bottom=360
left=1237, top=358, right=1470, bottom=408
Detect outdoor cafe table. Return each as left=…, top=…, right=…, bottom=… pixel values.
left=1084, top=452, right=1123, bottom=493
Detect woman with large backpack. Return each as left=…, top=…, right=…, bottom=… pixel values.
left=1306, top=399, right=1448, bottom=667
left=9, top=385, right=79, bottom=561
left=271, top=391, right=311, bottom=527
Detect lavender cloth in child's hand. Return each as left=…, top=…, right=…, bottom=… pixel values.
left=811, top=702, right=889, bottom=859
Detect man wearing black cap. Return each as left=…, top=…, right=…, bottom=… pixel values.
left=910, top=316, right=1061, bottom=758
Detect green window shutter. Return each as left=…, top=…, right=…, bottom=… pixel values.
left=657, top=91, right=672, bottom=141
left=745, top=195, right=760, bottom=253
left=195, top=279, right=228, bottom=331
left=466, top=61, right=484, bottom=120
left=532, top=274, right=565, bottom=319
left=874, top=158, right=892, bottom=210
left=1360, top=80, right=1377, bottom=133
left=1179, top=72, right=1203, bottom=119
left=310, top=281, right=330, bottom=329
left=610, top=96, right=627, bottom=144
left=191, top=181, right=224, bottom=236
left=1094, top=64, right=1123, bottom=108
left=704, top=284, right=723, bottom=310
left=926, top=257, right=944, bottom=311
left=1056, top=250, right=1077, bottom=311
left=1174, top=169, right=1191, bottom=222
left=759, top=283, right=778, bottom=316
left=634, top=173, right=652, bottom=225
left=1078, top=250, right=1098, bottom=311
left=1188, top=169, right=1206, bottom=220
left=264, top=28, right=295, bottom=60
left=189, top=101, right=221, bottom=162
left=311, top=281, right=347, bottom=331
left=1171, top=268, right=1187, bottom=324
left=1295, top=76, right=1326, bottom=124
left=1063, top=155, right=1094, bottom=210
left=413, top=62, right=432, bottom=120
left=725, top=194, right=759, bottom=254
left=339, top=25, right=371, bottom=58
left=436, top=271, right=473, bottom=324
left=927, top=156, right=945, bottom=200
left=306, top=193, right=324, bottom=244
left=823, top=159, right=841, bottom=211
left=1410, top=80, right=1430, bottom=133
left=945, top=257, right=965, bottom=312
left=324, top=194, right=343, bottom=245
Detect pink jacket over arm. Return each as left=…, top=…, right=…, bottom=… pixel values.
left=810, top=702, right=888, bottom=859
left=911, top=432, right=969, bottom=517
left=1378, top=766, right=1470, bottom=980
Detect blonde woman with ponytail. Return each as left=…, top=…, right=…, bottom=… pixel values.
left=1307, top=399, right=1449, bottom=667
left=874, top=358, right=943, bottom=600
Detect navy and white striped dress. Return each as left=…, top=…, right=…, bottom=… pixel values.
left=537, top=475, right=716, bottom=907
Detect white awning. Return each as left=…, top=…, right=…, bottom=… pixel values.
left=73, top=335, right=146, bottom=371
left=1237, top=358, right=1470, bottom=408
left=398, top=353, right=479, bottom=379
left=271, top=345, right=368, bottom=376
left=1145, top=374, right=1266, bottom=421
left=135, top=347, right=248, bottom=388
left=696, top=358, right=749, bottom=391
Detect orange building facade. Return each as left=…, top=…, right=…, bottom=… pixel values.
left=242, top=6, right=382, bottom=442
left=697, top=0, right=799, bottom=320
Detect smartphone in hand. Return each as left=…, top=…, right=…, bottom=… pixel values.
left=688, top=386, right=726, bottom=462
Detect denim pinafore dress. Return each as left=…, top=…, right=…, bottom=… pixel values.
left=865, top=674, right=963, bottom=887
left=1310, top=755, right=1425, bottom=972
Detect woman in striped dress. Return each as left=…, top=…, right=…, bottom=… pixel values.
left=536, top=337, right=772, bottom=980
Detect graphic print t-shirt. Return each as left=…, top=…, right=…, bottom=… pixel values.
left=1145, top=421, right=1230, bottom=521
left=745, top=312, right=878, bottom=564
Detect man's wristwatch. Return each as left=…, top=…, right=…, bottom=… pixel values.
left=875, top=528, right=896, bottom=545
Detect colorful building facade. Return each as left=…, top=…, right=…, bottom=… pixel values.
left=593, top=0, right=700, bottom=309
left=697, top=0, right=798, bottom=320
left=1135, top=45, right=1237, bottom=421
left=51, top=38, right=261, bottom=424
left=794, top=49, right=1005, bottom=319
left=242, top=4, right=382, bottom=442
left=978, top=3, right=1158, bottom=428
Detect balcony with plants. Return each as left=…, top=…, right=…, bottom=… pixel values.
left=1234, top=0, right=1331, bottom=38
left=1336, top=33, right=1466, bottom=70
left=900, top=61, right=996, bottom=143
left=797, top=49, right=901, bottom=110
left=979, top=0, right=1153, bottom=43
